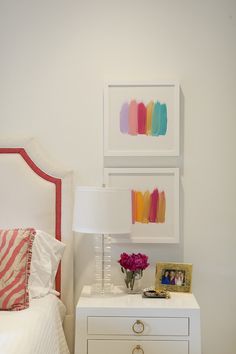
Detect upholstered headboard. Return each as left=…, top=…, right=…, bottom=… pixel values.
left=0, top=139, right=74, bottom=352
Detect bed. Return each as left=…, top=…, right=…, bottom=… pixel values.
left=0, top=139, right=74, bottom=353
left=0, top=295, right=69, bottom=354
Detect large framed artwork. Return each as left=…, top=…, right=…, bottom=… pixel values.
left=104, top=168, right=179, bottom=243
left=103, top=82, right=180, bottom=157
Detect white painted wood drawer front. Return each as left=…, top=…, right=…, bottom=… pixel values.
left=88, top=340, right=189, bottom=354
left=87, top=316, right=189, bottom=336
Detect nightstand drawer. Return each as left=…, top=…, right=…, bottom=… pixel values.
left=88, top=316, right=189, bottom=336
left=88, top=340, right=188, bottom=354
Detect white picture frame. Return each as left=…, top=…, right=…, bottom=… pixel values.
left=104, top=168, right=179, bottom=243
left=104, top=82, right=180, bottom=157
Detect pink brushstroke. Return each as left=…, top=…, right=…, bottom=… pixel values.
left=149, top=188, right=159, bottom=223
left=128, top=100, right=138, bottom=135
left=138, top=102, right=146, bottom=134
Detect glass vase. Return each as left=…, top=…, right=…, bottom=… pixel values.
left=123, top=270, right=143, bottom=294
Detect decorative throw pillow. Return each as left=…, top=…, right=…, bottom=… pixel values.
left=28, top=230, right=66, bottom=298
left=0, top=228, right=35, bottom=311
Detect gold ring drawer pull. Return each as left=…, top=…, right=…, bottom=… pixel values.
left=132, top=320, right=145, bottom=334
left=132, top=345, right=144, bottom=354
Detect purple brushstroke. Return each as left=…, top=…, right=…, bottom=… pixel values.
left=120, top=102, right=129, bottom=133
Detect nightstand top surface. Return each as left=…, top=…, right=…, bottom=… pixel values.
left=77, top=285, right=200, bottom=310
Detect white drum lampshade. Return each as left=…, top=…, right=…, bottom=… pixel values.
left=73, top=187, right=132, bottom=293
left=73, top=187, right=132, bottom=235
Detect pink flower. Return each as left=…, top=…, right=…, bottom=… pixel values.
left=118, top=252, right=149, bottom=272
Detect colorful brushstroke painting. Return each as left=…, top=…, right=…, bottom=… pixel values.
left=132, top=188, right=166, bottom=224
left=120, top=100, right=167, bottom=137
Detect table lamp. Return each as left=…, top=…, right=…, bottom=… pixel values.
left=73, top=186, right=132, bottom=293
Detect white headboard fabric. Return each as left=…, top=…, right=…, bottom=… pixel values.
left=0, top=139, right=74, bottom=352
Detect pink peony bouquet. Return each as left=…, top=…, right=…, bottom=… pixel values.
left=118, top=253, right=149, bottom=291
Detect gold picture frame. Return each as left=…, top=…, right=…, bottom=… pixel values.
left=155, top=262, right=192, bottom=293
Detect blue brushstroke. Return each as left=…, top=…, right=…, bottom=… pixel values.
left=159, top=103, right=167, bottom=135
left=151, top=101, right=161, bottom=136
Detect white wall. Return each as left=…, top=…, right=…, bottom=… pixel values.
left=1, top=1, right=236, bottom=353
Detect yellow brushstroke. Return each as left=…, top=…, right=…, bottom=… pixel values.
left=136, top=191, right=144, bottom=222
left=158, top=191, right=166, bottom=223
left=146, top=101, right=154, bottom=135
left=143, top=191, right=150, bottom=223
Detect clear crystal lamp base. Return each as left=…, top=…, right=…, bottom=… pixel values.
left=93, top=234, right=112, bottom=294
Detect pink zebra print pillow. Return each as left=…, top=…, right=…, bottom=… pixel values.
left=0, top=228, right=35, bottom=311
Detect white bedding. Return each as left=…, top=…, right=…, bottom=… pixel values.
left=0, top=294, right=70, bottom=354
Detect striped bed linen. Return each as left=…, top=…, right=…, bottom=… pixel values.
left=0, top=294, right=70, bottom=354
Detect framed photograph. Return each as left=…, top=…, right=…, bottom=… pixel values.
left=155, top=262, right=192, bottom=293
left=104, top=168, right=179, bottom=243
left=104, top=81, right=179, bottom=157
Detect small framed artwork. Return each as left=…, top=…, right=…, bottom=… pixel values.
left=155, top=262, right=192, bottom=293
left=104, top=168, right=179, bottom=243
left=103, top=81, right=179, bottom=157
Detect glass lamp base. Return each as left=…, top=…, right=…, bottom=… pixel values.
left=93, top=234, right=112, bottom=294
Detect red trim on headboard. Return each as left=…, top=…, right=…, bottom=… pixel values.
left=0, top=147, right=62, bottom=294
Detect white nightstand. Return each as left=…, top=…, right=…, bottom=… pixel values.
left=75, top=286, right=201, bottom=354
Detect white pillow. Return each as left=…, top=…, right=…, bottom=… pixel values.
left=28, top=230, right=66, bottom=298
